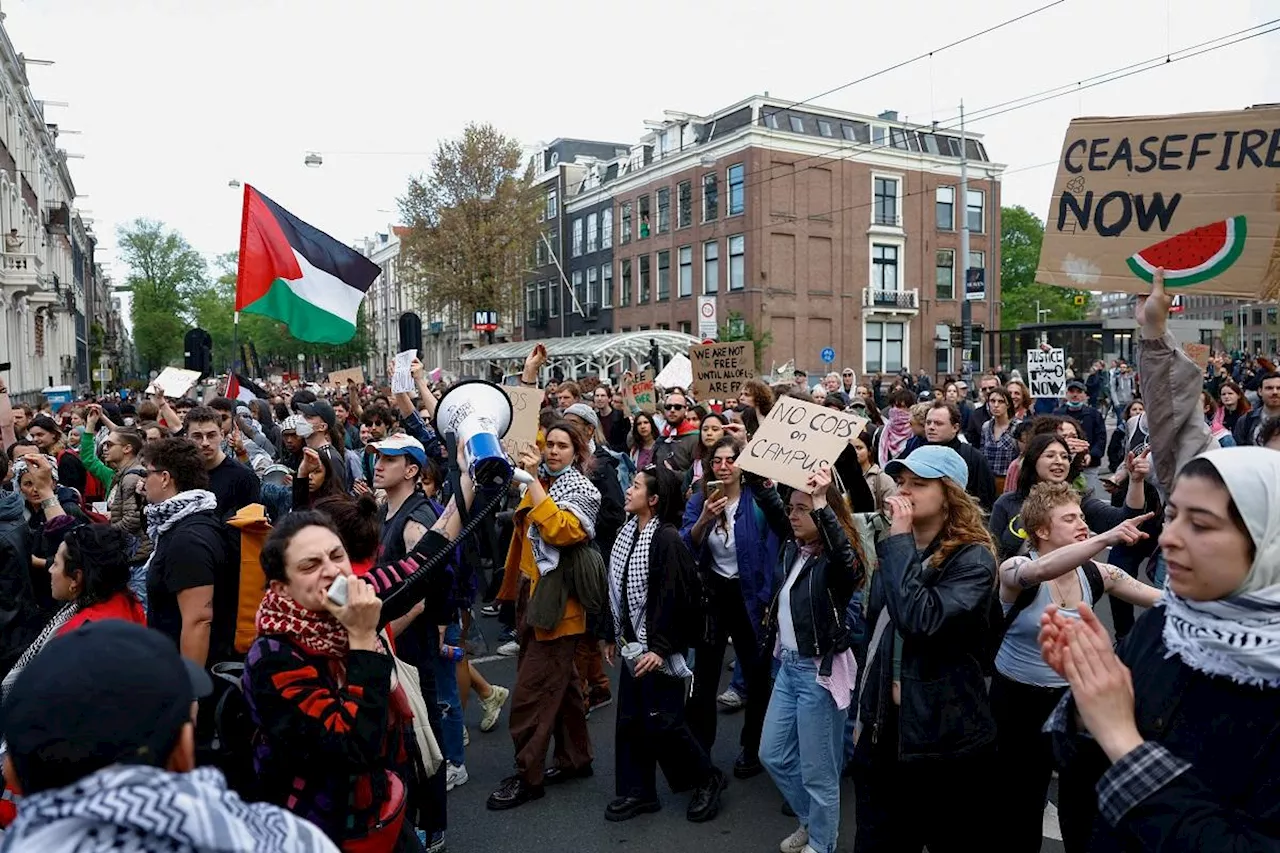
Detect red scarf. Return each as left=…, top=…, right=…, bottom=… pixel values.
left=255, top=588, right=351, bottom=659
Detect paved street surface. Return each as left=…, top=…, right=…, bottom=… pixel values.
left=443, top=608, right=1108, bottom=853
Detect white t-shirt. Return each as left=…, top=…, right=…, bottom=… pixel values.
left=706, top=499, right=740, bottom=579
left=778, top=552, right=807, bottom=652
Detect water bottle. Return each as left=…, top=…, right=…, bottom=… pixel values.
left=439, top=643, right=465, bottom=662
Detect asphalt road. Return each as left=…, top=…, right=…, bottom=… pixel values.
left=439, top=608, right=1114, bottom=853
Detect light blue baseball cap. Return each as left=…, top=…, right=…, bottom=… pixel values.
left=884, top=445, right=969, bottom=490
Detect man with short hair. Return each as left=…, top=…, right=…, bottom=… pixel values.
left=594, top=384, right=628, bottom=454
left=1234, top=371, right=1280, bottom=446
left=0, top=620, right=338, bottom=852
left=556, top=381, right=582, bottom=412
left=963, top=374, right=1003, bottom=446
left=140, top=437, right=231, bottom=669
left=184, top=405, right=260, bottom=520
left=651, top=391, right=699, bottom=476
left=909, top=401, right=996, bottom=509
left=26, top=414, right=86, bottom=494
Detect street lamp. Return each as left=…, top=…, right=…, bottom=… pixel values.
left=228, top=179, right=241, bottom=188
left=303, top=152, right=323, bottom=168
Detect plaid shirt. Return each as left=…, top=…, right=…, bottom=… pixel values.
left=1044, top=692, right=1192, bottom=827
left=981, top=417, right=1021, bottom=476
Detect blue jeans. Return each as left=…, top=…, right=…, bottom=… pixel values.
left=431, top=621, right=465, bottom=765
left=759, top=651, right=847, bottom=853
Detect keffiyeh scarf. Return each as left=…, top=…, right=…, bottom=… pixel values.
left=255, top=588, right=350, bottom=659
left=144, top=489, right=217, bottom=544
left=607, top=515, right=691, bottom=678
left=0, top=602, right=79, bottom=705
left=529, top=465, right=600, bottom=577
left=10, top=454, right=59, bottom=485
left=878, top=407, right=914, bottom=467
left=1160, top=448, right=1280, bottom=687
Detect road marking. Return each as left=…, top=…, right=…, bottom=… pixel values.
left=470, top=654, right=506, bottom=665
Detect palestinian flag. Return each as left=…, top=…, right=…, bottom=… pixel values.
left=236, top=185, right=380, bottom=343
left=226, top=373, right=267, bottom=403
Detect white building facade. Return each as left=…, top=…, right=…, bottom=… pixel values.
left=0, top=18, right=85, bottom=397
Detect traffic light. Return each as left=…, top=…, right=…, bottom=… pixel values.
left=184, top=328, right=213, bottom=377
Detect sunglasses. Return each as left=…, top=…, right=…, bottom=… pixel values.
left=664, top=404, right=686, bottom=411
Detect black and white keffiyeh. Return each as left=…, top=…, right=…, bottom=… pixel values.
left=608, top=516, right=691, bottom=678
left=144, top=489, right=217, bottom=544
left=529, top=466, right=600, bottom=576
left=0, top=602, right=79, bottom=706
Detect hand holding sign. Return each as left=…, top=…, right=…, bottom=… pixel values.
left=736, top=396, right=865, bottom=493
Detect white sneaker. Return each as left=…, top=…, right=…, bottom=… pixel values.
left=478, top=684, right=510, bottom=733
left=462, top=726, right=470, bottom=747
left=446, top=762, right=469, bottom=792
left=779, top=825, right=809, bottom=853
left=497, top=640, right=520, bottom=657
left=717, top=686, right=746, bottom=711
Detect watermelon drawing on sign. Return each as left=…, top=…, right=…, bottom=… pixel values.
left=1126, top=216, right=1247, bottom=287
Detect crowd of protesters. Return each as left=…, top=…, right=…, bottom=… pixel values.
left=0, top=269, right=1276, bottom=852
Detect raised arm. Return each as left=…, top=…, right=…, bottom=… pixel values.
left=999, top=512, right=1152, bottom=594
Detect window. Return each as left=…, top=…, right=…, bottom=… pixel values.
left=601, top=208, right=613, bottom=248
left=966, top=189, right=985, bottom=233
left=656, top=187, right=670, bottom=234
left=703, top=240, right=719, bottom=294
left=601, top=264, right=613, bottom=308
left=678, top=245, right=693, bottom=297
left=679, top=321, right=692, bottom=335
left=535, top=234, right=548, bottom=266
left=677, top=181, right=692, bottom=228
left=657, top=250, right=670, bottom=301
left=639, top=195, right=651, bottom=238
left=537, top=281, right=548, bottom=316
left=765, top=113, right=780, bottom=130
left=874, top=177, right=899, bottom=226
left=788, top=115, right=805, bottom=133
left=572, top=269, right=585, bottom=307
left=587, top=266, right=599, bottom=306
left=841, top=122, right=870, bottom=144
left=549, top=276, right=560, bottom=317
left=935, top=249, right=955, bottom=300
left=525, top=283, right=536, bottom=321
left=727, top=164, right=745, bottom=216
left=969, top=250, right=985, bottom=275
left=817, top=119, right=833, bottom=138
left=639, top=255, right=651, bottom=303
left=1254, top=309, right=1265, bottom=326
left=872, top=126, right=887, bottom=145
left=703, top=173, right=719, bottom=221
left=728, top=234, right=745, bottom=291
left=889, top=128, right=909, bottom=149
left=586, top=212, right=598, bottom=253
left=872, top=244, right=899, bottom=291
left=621, top=202, right=632, bottom=244
left=545, top=190, right=557, bottom=220
left=571, top=218, right=583, bottom=257
left=865, top=321, right=904, bottom=373
left=620, top=259, right=632, bottom=307
left=936, top=186, right=955, bottom=231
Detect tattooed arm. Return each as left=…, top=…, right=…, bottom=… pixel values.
left=1098, top=560, right=1161, bottom=607
left=998, top=511, right=1155, bottom=600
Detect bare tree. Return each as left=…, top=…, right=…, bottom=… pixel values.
left=398, top=123, right=541, bottom=327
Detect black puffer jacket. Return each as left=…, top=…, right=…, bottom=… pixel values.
left=755, top=485, right=863, bottom=674
left=859, top=533, right=998, bottom=761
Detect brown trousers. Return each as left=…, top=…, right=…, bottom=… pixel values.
left=575, top=635, right=611, bottom=699
left=509, top=589, right=592, bottom=786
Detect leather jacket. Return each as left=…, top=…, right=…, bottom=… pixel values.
left=755, top=485, right=862, bottom=674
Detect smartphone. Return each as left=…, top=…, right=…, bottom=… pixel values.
left=706, top=480, right=724, bottom=501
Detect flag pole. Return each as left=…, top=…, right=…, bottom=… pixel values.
left=232, top=310, right=240, bottom=384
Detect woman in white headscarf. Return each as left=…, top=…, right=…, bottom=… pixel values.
left=1038, top=447, right=1280, bottom=852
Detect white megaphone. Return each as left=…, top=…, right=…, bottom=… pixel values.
left=432, top=379, right=515, bottom=487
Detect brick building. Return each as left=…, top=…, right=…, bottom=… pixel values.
left=529, top=95, right=1004, bottom=381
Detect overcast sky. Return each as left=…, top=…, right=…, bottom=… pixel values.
left=4, top=0, right=1277, bottom=320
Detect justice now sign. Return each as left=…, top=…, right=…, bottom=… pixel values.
left=1036, top=106, right=1280, bottom=300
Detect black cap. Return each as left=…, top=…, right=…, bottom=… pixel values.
left=298, top=399, right=339, bottom=437
left=1066, top=379, right=1086, bottom=391
left=0, top=621, right=212, bottom=794
left=28, top=415, right=60, bottom=436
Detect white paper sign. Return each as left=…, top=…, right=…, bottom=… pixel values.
left=392, top=350, right=416, bottom=394
left=145, top=367, right=202, bottom=399
left=1027, top=348, right=1066, bottom=400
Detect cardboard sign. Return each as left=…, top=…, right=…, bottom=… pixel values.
left=736, top=396, right=866, bottom=493
left=1036, top=107, right=1280, bottom=300
left=1027, top=348, right=1067, bottom=400
left=145, top=367, right=202, bottom=399
left=624, top=369, right=656, bottom=414
left=328, top=367, right=365, bottom=387
left=501, top=386, right=544, bottom=463
left=1182, top=342, right=1212, bottom=370
left=690, top=341, right=755, bottom=401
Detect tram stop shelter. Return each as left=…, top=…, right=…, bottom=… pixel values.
left=458, top=330, right=702, bottom=383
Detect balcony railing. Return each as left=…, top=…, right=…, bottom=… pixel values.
left=0, top=252, right=41, bottom=293
left=862, top=287, right=919, bottom=310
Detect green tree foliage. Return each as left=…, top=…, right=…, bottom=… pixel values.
left=116, top=219, right=207, bottom=372
left=189, top=253, right=370, bottom=375
left=398, top=123, right=543, bottom=325
left=1000, top=205, right=1090, bottom=328
left=718, top=311, right=773, bottom=372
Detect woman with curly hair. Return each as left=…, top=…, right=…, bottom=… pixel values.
left=851, top=445, right=1000, bottom=853
left=1006, top=379, right=1034, bottom=421
left=737, top=378, right=775, bottom=418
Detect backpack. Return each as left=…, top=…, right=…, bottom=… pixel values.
left=59, top=448, right=106, bottom=503
left=984, top=559, right=1106, bottom=673
left=209, top=661, right=261, bottom=801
